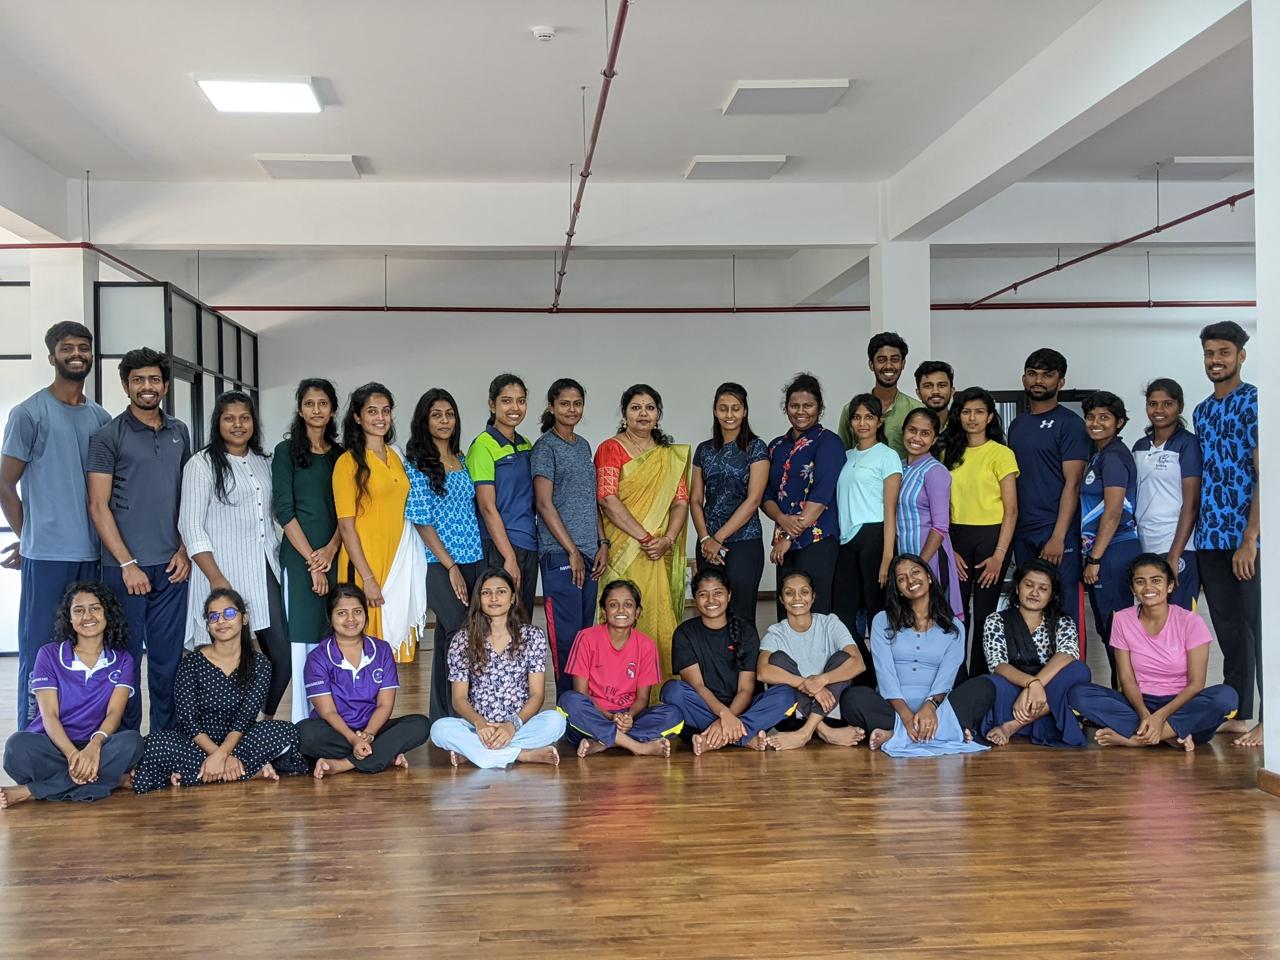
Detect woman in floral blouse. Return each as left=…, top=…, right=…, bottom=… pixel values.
left=762, top=373, right=845, bottom=619
left=429, top=568, right=566, bottom=768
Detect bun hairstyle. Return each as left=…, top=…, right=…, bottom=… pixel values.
left=618, top=384, right=673, bottom=445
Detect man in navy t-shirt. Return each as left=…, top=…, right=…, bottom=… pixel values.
left=1193, top=320, right=1261, bottom=747
left=1006, top=348, right=1091, bottom=627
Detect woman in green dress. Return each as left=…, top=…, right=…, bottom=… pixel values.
left=272, top=378, right=343, bottom=721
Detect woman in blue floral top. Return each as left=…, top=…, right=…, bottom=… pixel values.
left=691, top=382, right=769, bottom=626
left=762, top=373, right=845, bottom=619
left=404, top=388, right=486, bottom=722
left=429, top=568, right=566, bottom=768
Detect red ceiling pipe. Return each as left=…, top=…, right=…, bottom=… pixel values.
left=0, top=240, right=165, bottom=284
left=551, top=0, right=631, bottom=311
left=965, top=189, right=1255, bottom=309
left=937, top=299, right=1256, bottom=311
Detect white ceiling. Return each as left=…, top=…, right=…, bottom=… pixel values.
left=0, top=0, right=1100, bottom=183
left=1030, top=41, right=1253, bottom=182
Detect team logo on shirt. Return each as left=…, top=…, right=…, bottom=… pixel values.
left=1084, top=470, right=1096, bottom=485
left=372, top=668, right=385, bottom=684
left=626, top=661, right=637, bottom=679
left=1039, top=420, right=1055, bottom=429
left=109, top=670, right=123, bottom=685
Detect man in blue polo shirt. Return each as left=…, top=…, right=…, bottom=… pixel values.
left=88, top=347, right=192, bottom=732
left=1193, top=320, right=1261, bottom=747
left=1007, top=347, right=1091, bottom=627
left=0, top=321, right=111, bottom=729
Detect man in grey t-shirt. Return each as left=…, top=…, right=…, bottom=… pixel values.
left=1, top=321, right=111, bottom=729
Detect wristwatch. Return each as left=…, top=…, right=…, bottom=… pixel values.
left=506, top=713, right=524, bottom=732
left=1084, top=556, right=1103, bottom=567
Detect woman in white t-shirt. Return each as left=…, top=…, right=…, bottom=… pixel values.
left=1068, top=553, right=1236, bottom=749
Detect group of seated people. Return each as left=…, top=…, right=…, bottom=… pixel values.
left=0, top=549, right=1238, bottom=807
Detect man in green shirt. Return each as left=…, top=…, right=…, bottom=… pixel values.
left=837, top=331, right=922, bottom=459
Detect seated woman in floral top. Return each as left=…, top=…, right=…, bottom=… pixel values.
left=429, top=568, right=566, bottom=768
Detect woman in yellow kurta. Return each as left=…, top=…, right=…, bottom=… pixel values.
left=333, top=383, right=426, bottom=662
left=594, top=384, right=691, bottom=685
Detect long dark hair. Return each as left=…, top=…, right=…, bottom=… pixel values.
left=342, top=382, right=395, bottom=513
left=710, top=382, right=759, bottom=451
left=883, top=553, right=958, bottom=638
left=286, top=378, right=341, bottom=468
left=406, top=388, right=462, bottom=497
left=53, top=580, right=130, bottom=651
left=689, top=567, right=745, bottom=651
left=460, top=568, right=528, bottom=675
left=487, top=373, right=528, bottom=428
left=1005, top=558, right=1067, bottom=634
left=846, top=392, right=887, bottom=445
left=942, top=386, right=1005, bottom=469
left=540, top=377, right=585, bottom=434
left=1143, top=378, right=1188, bottom=434
left=205, top=390, right=264, bottom=504
left=204, top=587, right=255, bottom=688
left=618, top=383, right=673, bottom=445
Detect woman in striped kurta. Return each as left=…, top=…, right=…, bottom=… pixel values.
left=179, top=391, right=290, bottom=717
left=895, top=408, right=963, bottom=624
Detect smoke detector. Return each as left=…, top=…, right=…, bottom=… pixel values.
left=531, top=25, right=555, bottom=41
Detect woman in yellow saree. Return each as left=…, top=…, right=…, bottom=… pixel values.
left=594, top=384, right=691, bottom=682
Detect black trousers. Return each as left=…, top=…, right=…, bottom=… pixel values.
left=426, top=560, right=484, bottom=723
left=297, top=714, right=432, bottom=773
left=483, top=541, right=539, bottom=623
left=840, top=678, right=995, bottom=734
left=832, top=523, right=886, bottom=686
left=696, top=536, right=765, bottom=627
left=950, top=524, right=1010, bottom=677
left=774, top=536, right=840, bottom=621
left=1199, top=548, right=1263, bottom=721
left=257, top=564, right=291, bottom=717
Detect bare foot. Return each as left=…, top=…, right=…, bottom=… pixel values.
left=170, top=771, right=182, bottom=787
left=1095, top=728, right=1140, bottom=747
left=1175, top=734, right=1196, bottom=752
left=1234, top=722, right=1264, bottom=748
left=986, top=720, right=1023, bottom=746
left=627, top=737, right=671, bottom=758
left=313, top=758, right=355, bottom=779
left=1218, top=719, right=1249, bottom=735
left=516, top=746, right=560, bottom=765
left=816, top=723, right=864, bottom=747
left=449, top=751, right=463, bottom=767
left=577, top=738, right=608, bottom=758
left=692, top=732, right=727, bottom=756
left=0, top=785, right=32, bottom=809
left=257, top=762, right=279, bottom=781
left=119, top=769, right=135, bottom=791
left=743, top=730, right=769, bottom=751
left=313, top=759, right=331, bottom=780
left=394, top=753, right=410, bottom=769
left=867, top=728, right=893, bottom=751
left=767, top=729, right=813, bottom=751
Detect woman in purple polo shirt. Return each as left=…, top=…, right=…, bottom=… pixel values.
left=296, top=584, right=431, bottom=777
left=132, top=587, right=307, bottom=793
left=2, top=581, right=143, bottom=807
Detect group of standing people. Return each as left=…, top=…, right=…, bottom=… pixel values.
left=0, top=315, right=1262, bottom=806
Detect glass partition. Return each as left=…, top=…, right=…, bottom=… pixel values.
left=171, top=294, right=199, bottom=364
left=98, top=284, right=164, bottom=354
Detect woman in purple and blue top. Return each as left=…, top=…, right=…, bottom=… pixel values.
left=690, top=382, right=769, bottom=627
left=896, top=408, right=963, bottom=625
left=296, top=584, right=430, bottom=777
left=132, top=588, right=307, bottom=793
left=2, top=581, right=143, bottom=808
left=762, top=373, right=845, bottom=619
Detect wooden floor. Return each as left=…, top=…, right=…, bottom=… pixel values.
left=2, top=625, right=1278, bottom=959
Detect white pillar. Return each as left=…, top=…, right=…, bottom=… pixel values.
left=1252, top=3, right=1279, bottom=784
left=27, top=248, right=96, bottom=359
left=869, top=241, right=931, bottom=359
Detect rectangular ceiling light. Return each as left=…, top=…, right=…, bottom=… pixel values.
left=255, top=154, right=360, bottom=179
left=196, top=75, right=322, bottom=113
left=723, top=79, right=850, bottom=115
left=685, top=155, right=788, bottom=180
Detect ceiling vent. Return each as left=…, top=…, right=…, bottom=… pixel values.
left=685, top=155, right=788, bottom=180
left=723, top=79, right=850, bottom=115
left=255, top=154, right=362, bottom=180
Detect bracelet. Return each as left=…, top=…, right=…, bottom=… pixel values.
left=639, top=533, right=655, bottom=545
left=698, top=535, right=712, bottom=545
left=506, top=713, right=524, bottom=732
left=120, top=559, right=138, bottom=570
left=89, top=729, right=109, bottom=742
left=599, top=538, right=611, bottom=548
left=443, top=561, right=455, bottom=572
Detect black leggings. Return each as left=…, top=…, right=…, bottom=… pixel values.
left=832, top=523, right=886, bottom=685
left=257, top=564, right=291, bottom=717
left=426, top=560, right=484, bottom=723
left=696, top=536, right=765, bottom=627
left=950, top=524, right=1011, bottom=676
left=774, top=536, right=839, bottom=621
left=297, top=714, right=432, bottom=773
left=841, top=678, right=995, bottom=734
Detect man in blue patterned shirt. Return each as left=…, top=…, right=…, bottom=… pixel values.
left=1194, top=320, right=1261, bottom=747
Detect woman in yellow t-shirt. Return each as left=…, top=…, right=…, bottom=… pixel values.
left=941, top=387, right=1019, bottom=676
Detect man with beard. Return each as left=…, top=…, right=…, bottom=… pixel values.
left=88, top=347, right=192, bottom=732
left=914, top=360, right=955, bottom=456
left=1193, top=320, right=1261, bottom=748
left=1006, top=348, right=1090, bottom=627
left=838, top=331, right=922, bottom=459
left=0, top=321, right=111, bottom=729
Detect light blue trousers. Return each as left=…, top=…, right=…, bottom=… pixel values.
left=430, top=710, right=566, bottom=768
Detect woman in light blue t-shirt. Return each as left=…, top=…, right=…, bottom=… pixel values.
left=832, top=393, right=901, bottom=679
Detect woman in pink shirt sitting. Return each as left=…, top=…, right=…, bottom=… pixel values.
left=1068, top=553, right=1237, bottom=750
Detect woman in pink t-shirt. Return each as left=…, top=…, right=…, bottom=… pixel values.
left=557, top=580, right=685, bottom=758
left=1068, top=553, right=1237, bottom=749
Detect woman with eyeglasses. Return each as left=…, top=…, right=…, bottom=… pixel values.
left=132, top=588, right=306, bottom=793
